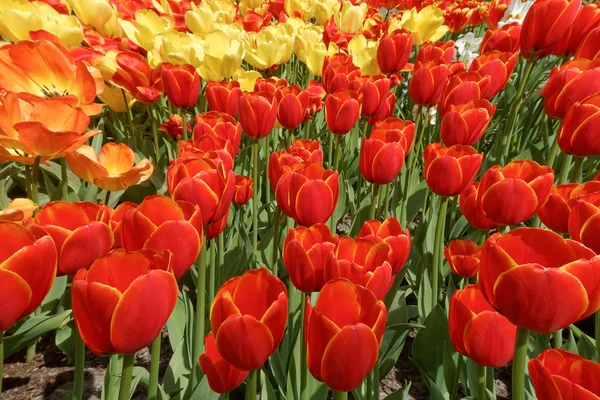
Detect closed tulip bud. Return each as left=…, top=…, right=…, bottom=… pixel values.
left=558, top=94, right=600, bottom=156
left=423, top=143, right=483, bottom=197
left=479, top=228, right=600, bottom=333
left=206, top=80, right=243, bottom=118
left=377, top=29, right=413, bottom=74
left=359, top=123, right=413, bottom=184
left=325, top=90, right=362, bottom=135
left=199, top=332, right=248, bottom=394
left=552, top=3, right=600, bottom=57
left=275, top=85, right=310, bottom=130
left=520, top=0, right=581, bottom=59
left=238, top=91, right=278, bottom=139
left=233, top=175, right=253, bottom=205
left=477, top=159, right=554, bottom=226
left=440, top=99, right=496, bottom=146
left=283, top=223, right=339, bottom=293
left=444, top=239, right=482, bottom=278
left=529, top=349, right=600, bottom=399
left=111, top=51, right=163, bottom=104
left=469, top=51, right=518, bottom=98
left=322, top=53, right=362, bottom=94
left=575, top=26, right=600, bottom=60
left=409, top=59, right=450, bottom=106
left=0, top=221, right=57, bottom=331
left=349, top=75, right=391, bottom=118
left=268, top=140, right=324, bottom=191
left=543, top=59, right=600, bottom=120
left=449, top=285, right=516, bottom=367
left=161, top=63, right=201, bottom=109
left=34, top=202, right=114, bottom=275
left=305, top=279, right=386, bottom=392
left=480, top=23, right=521, bottom=54
left=416, top=40, right=455, bottom=64
left=193, top=111, right=243, bottom=157
left=275, top=162, right=339, bottom=226
left=72, top=249, right=178, bottom=355
left=459, top=183, right=499, bottom=230
left=537, top=183, right=578, bottom=233
left=159, top=115, right=192, bottom=140
left=120, top=195, right=203, bottom=280
left=439, top=72, right=491, bottom=116
left=0, top=199, right=37, bottom=223
left=210, top=268, right=287, bottom=370
left=358, top=217, right=411, bottom=275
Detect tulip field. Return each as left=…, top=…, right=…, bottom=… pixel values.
left=3, top=0, right=600, bottom=399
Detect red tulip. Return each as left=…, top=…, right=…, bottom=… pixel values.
left=178, top=136, right=234, bottom=172
left=553, top=3, right=600, bottom=57
left=568, top=187, right=600, bottom=254
left=210, top=268, right=287, bottom=370
left=479, top=227, right=600, bottom=333
left=305, top=279, right=386, bottom=392
left=520, top=0, right=582, bottom=59
left=254, top=78, right=288, bottom=95
left=444, top=239, right=481, bottom=278
left=409, top=59, right=450, bottom=106
left=34, top=201, right=114, bottom=275
left=480, top=23, right=521, bottom=54
left=238, top=91, right=278, bottom=139
left=304, top=80, right=327, bottom=122
left=161, top=63, right=201, bottom=109
left=377, top=29, right=413, bottom=74
left=206, top=80, right=242, bottom=118
left=283, top=223, right=339, bottom=293
left=449, top=284, right=516, bottom=367
left=321, top=53, right=362, bottom=94
left=233, top=175, right=253, bottom=205
left=477, top=159, right=554, bottom=226
left=358, top=217, right=411, bottom=275
left=199, top=332, right=249, bottom=394
left=439, top=72, right=491, bottom=116
left=0, top=221, right=57, bottom=331
left=159, top=114, right=192, bottom=140
left=459, top=183, right=499, bottom=230
left=537, top=183, right=578, bottom=233
left=72, top=249, right=178, bottom=354
left=111, top=51, right=163, bottom=103
left=193, top=111, right=243, bottom=157
left=275, top=162, right=339, bottom=226
left=206, top=209, right=229, bottom=240
left=423, top=143, right=483, bottom=197
left=349, top=75, right=392, bottom=118
left=416, top=41, right=455, bottom=64
left=440, top=99, right=496, bottom=146
left=469, top=51, right=518, bottom=98
left=268, top=140, right=324, bottom=191
left=275, top=85, right=310, bottom=130
left=558, top=94, right=600, bottom=156
left=325, top=90, right=362, bottom=135
left=108, top=202, right=136, bottom=249
left=241, top=10, right=272, bottom=32
left=575, top=26, right=600, bottom=60
left=529, top=349, right=600, bottom=400
left=368, top=91, right=397, bottom=125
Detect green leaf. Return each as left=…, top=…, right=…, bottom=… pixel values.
left=384, top=382, right=412, bottom=400
left=188, top=376, right=226, bottom=400
left=40, top=162, right=81, bottom=194
left=41, top=275, right=68, bottom=313
left=4, top=310, right=71, bottom=358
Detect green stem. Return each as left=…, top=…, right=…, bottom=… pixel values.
left=106, top=355, right=121, bottom=399
left=304, top=120, right=311, bottom=140
left=300, top=297, right=308, bottom=400
left=60, top=157, right=69, bottom=200
left=73, top=328, right=86, bottom=400
left=31, top=156, right=41, bottom=205
left=209, top=240, right=216, bottom=304
left=512, top=328, right=530, bottom=400
left=546, top=134, right=560, bottom=170
left=218, top=233, right=225, bottom=288
left=252, top=140, right=260, bottom=264
left=595, top=311, right=600, bottom=356
left=25, top=165, right=32, bottom=199
left=118, top=353, right=135, bottom=400
left=333, top=135, right=342, bottom=171
left=272, top=208, right=281, bottom=277
left=1, top=332, right=4, bottom=397
left=328, top=133, right=334, bottom=167
left=400, top=114, right=423, bottom=227
left=191, top=236, right=207, bottom=391
left=379, top=184, right=390, bottom=219
left=558, top=154, right=573, bottom=184
left=246, top=370, right=257, bottom=400
left=367, top=185, right=380, bottom=221
left=105, top=191, right=112, bottom=206
left=147, top=104, right=160, bottom=164
left=431, top=196, right=449, bottom=311
left=122, top=89, right=137, bottom=151
left=332, top=391, right=347, bottom=400
left=383, top=183, right=391, bottom=219
left=148, top=335, right=161, bottom=400
left=180, top=108, right=189, bottom=141
left=264, top=136, right=271, bottom=205
left=477, top=364, right=486, bottom=400
left=570, top=157, right=584, bottom=183
left=553, top=329, right=563, bottom=349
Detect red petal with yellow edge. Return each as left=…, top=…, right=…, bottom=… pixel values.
left=364, top=242, right=392, bottom=271
left=570, top=359, right=600, bottom=396
left=463, top=311, right=516, bottom=368
left=481, top=179, right=538, bottom=225
left=0, top=221, right=35, bottom=263
left=295, top=180, right=335, bottom=226
left=316, top=279, right=362, bottom=328
left=448, top=288, right=477, bottom=355
left=260, top=292, right=288, bottom=350
left=561, top=259, right=600, bottom=319
left=478, top=234, right=518, bottom=307
left=321, top=324, right=379, bottom=392
left=0, top=268, right=32, bottom=331
left=529, top=358, right=563, bottom=400
left=284, top=240, right=316, bottom=293
left=425, top=156, right=463, bottom=197
left=36, top=201, right=89, bottom=229
left=120, top=210, right=157, bottom=251
left=363, top=263, right=393, bottom=300
left=497, top=228, right=577, bottom=268
left=494, top=264, right=588, bottom=334
left=199, top=332, right=249, bottom=394
left=172, top=177, right=219, bottom=224
left=232, top=268, right=286, bottom=320
left=210, top=291, right=242, bottom=333
left=215, top=315, right=274, bottom=371
left=306, top=308, right=341, bottom=381
left=59, top=222, right=114, bottom=275
left=569, top=201, right=600, bottom=242
left=579, top=212, right=600, bottom=254
left=98, top=143, right=135, bottom=175
left=86, top=250, right=152, bottom=293
left=144, top=220, right=200, bottom=280
left=136, top=195, right=184, bottom=225
left=553, top=375, right=600, bottom=400
left=111, top=270, right=178, bottom=354
left=371, top=143, right=404, bottom=185
left=72, top=280, right=121, bottom=355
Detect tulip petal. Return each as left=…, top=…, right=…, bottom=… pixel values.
left=59, top=222, right=114, bottom=275
left=552, top=375, right=600, bottom=400
left=120, top=210, right=157, bottom=251
left=210, top=291, right=242, bottom=333
left=316, top=279, right=362, bottom=328
left=215, top=315, right=274, bottom=371
left=560, top=259, right=600, bottom=319
left=136, top=195, right=185, bottom=225
left=481, top=179, right=539, bottom=225
left=463, top=311, right=516, bottom=368
left=0, top=221, right=35, bottom=263
left=0, top=268, right=32, bottom=331
left=86, top=250, right=152, bottom=293
left=260, top=293, right=288, bottom=351
left=529, top=358, right=562, bottom=400
left=295, top=180, right=334, bottom=226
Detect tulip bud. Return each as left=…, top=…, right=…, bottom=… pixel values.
left=358, top=217, right=411, bottom=275
left=440, top=99, right=496, bottom=146
left=575, top=26, right=600, bottom=60
left=206, top=80, right=243, bottom=118
left=469, top=51, right=518, bottom=98
left=537, top=183, right=578, bottom=233
left=444, top=239, right=481, bottom=278
left=416, top=40, right=455, bottom=64
left=233, top=175, right=253, bottom=205
left=325, top=89, right=362, bottom=135
left=409, top=59, right=450, bottom=106
left=479, top=23, right=521, bottom=54
left=161, top=63, right=201, bottom=109
left=376, top=29, right=413, bottom=74
left=438, top=72, right=491, bottom=116
left=238, top=91, right=278, bottom=139
left=552, top=3, right=600, bottom=58
left=423, top=143, right=483, bottom=197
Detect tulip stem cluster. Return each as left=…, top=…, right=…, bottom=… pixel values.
left=570, top=157, right=584, bottom=183
left=121, top=89, right=137, bottom=151
left=73, top=330, right=85, bottom=400
left=511, top=328, right=530, bottom=400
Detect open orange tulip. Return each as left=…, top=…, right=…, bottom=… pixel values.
left=0, top=199, right=37, bottom=223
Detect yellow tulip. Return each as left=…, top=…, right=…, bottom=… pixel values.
left=284, top=0, right=316, bottom=21
left=120, top=10, right=172, bottom=51
left=295, top=25, right=327, bottom=76
left=0, top=0, right=83, bottom=47
left=348, top=34, right=380, bottom=75
left=239, top=0, right=265, bottom=12
left=337, top=1, right=368, bottom=34
left=244, top=24, right=294, bottom=71
left=185, top=1, right=237, bottom=36
left=200, top=29, right=244, bottom=81
left=233, top=69, right=262, bottom=92
left=314, top=0, right=339, bottom=26
left=153, top=31, right=205, bottom=67
left=392, top=5, right=449, bottom=45
left=66, top=0, right=114, bottom=32
left=98, top=84, right=136, bottom=113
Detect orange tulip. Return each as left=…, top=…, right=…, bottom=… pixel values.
left=275, top=85, right=310, bottom=130
left=416, top=41, right=455, bottom=64
left=108, top=202, right=137, bottom=249
left=423, top=143, right=483, bottom=197
left=358, top=217, right=411, bottom=275
left=111, top=51, right=163, bottom=104
left=558, top=94, right=600, bottom=156
left=321, top=53, right=362, bottom=94
left=480, top=23, right=521, bottom=54
left=210, top=268, right=288, bottom=370
left=409, top=59, right=451, bottom=106
left=440, top=99, right=496, bottom=146
left=439, top=72, right=491, bottom=116
left=161, top=63, right=201, bottom=109
left=199, top=332, right=249, bottom=394
left=444, top=239, right=481, bottom=278
left=238, top=91, right=278, bottom=139
left=377, top=29, right=413, bottom=74
left=305, top=279, right=386, bottom=392
left=233, top=175, right=253, bottom=205
left=0, top=221, right=57, bottom=331
left=193, top=111, right=243, bottom=157
left=66, top=142, right=153, bottom=191
left=304, top=81, right=327, bottom=122
left=206, top=80, right=242, bottom=118
left=469, top=51, right=518, bottom=99
left=325, top=90, right=362, bottom=135
left=537, top=183, right=578, bottom=233
left=459, top=182, right=499, bottom=230
left=241, top=10, right=272, bottom=32
left=552, top=3, right=600, bottom=57
left=268, top=140, right=324, bottom=191
left=72, top=249, right=178, bottom=355
left=575, top=26, right=600, bottom=60
left=0, top=199, right=37, bottom=223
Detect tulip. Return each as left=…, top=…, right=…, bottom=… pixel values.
left=477, top=159, right=554, bottom=226
left=368, top=92, right=397, bottom=125
left=325, top=90, right=362, bottom=135
left=529, top=349, right=600, bottom=399
left=439, top=72, right=491, bottom=116
left=358, top=217, right=411, bottom=275
left=542, top=59, right=600, bottom=120
left=111, top=51, right=163, bottom=104
left=423, top=143, right=483, bottom=197
left=395, top=5, right=449, bottom=45
left=480, top=23, right=521, bottom=54
left=159, top=114, right=192, bottom=140
left=168, top=157, right=236, bottom=226
left=178, top=136, right=234, bottom=172
left=34, top=201, right=114, bottom=275
left=568, top=190, right=600, bottom=254
left=520, top=0, right=581, bottom=59
left=65, top=142, right=153, bottom=192
left=305, top=279, right=386, bottom=392
left=99, top=84, right=136, bottom=113
left=193, top=111, right=243, bottom=157
left=444, top=239, right=482, bottom=278
left=459, top=183, right=499, bottom=230
left=479, top=227, right=600, bottom=333
left=241, top=10, right=272, bottom=32
left=409, top=59, right=450, bottom=106
left=469, top=51, right=518, bottom=98
left=415, top=40, right=455, bottom=64
left=440, top=99, right=496, bottom=146
left=210, top=268, right=287, bottom=370
left=552, top=3, right=600, bottom=57
left=206, top=210, right=229, bottom=240
left=233, top=175, right=253, bottom=205
left=575, top=26, right=600, bottom=60
left=295, top=25, right=328, bottom=76
left=0, top=221, right=57, bottom=331
left=108, top=202, right=137, bottom=249
left=206, top=80, right=243, bottom=118
left=199, top=332, right=249, bottom=394
left=275, top=85, right=310, bottom=130
left=321, top=53, right=362, bottom=94
left=72, top=249, right=178, bottom=355
left=161, top=63, right=201, bottom=109
left=376, top=29, right=413, bottom=74
left=244, top=24, right=294, bottom=71
left=275, top=162, right=339, bottom=227
left=349, top=75, right=391, bottom=118
left=238, top=91, right=278, bottom=139
left=119, top=195, right=203, bottom=280
left=557, top=94, right=600, bottom=156
left=537, top=183, right=578, bottom=233
left=0, top=199, right=37, bottom=223
left=268, top=140, right=324, bottom=191
left=283, top=223, right=339, bottom=293
left=449, top=284, right=516, bottom=367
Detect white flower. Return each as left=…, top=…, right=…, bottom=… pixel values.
left=498, top=0, right=534, bottom=26
left=455, top=32, right=482, bottom=66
